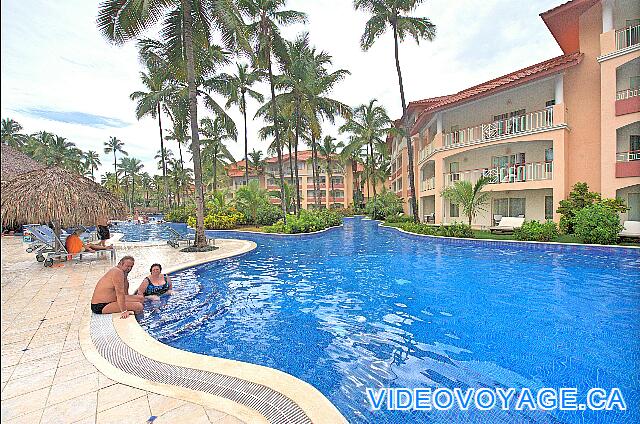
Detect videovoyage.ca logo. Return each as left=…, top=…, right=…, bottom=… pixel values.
left=366, top=387, right=627, bottom=412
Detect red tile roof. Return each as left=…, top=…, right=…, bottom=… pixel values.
left=226, top=160, right=258, bottom=178
left=265, top=150, right=314, bottom=163
left=540, top=0, right=598, bottom=54
left=410, top=52, right=583, bottom=135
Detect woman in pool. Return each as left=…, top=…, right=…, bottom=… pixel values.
left=136, top=263, right=173, bottom=300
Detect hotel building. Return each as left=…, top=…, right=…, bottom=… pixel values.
left=389, top=0, right=639, bottom=227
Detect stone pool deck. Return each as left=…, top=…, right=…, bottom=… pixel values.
left=0, top=236, right=256, bottom=423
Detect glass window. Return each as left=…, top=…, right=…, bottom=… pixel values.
left=493, top=198, right=509, bottom=217
left=545, top=196, right=554, bottom=220
left=628, top=193, right=640, bottom=221
left=545, top=99, right=556, bottom=107
left=630, top=135, right=640, bottom=154
left=450, top=203, right=459, bottom=217
left=545, top=148, right=554, bottom=162
left=509, top=198, right=526, bottom=217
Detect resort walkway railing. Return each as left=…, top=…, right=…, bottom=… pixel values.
left=615, top=24, right=640, bottom=50
left=443, top=108, right=554, bottom=148
left=444, top=161, right=553, bottom=187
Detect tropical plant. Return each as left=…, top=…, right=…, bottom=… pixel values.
left=1, top=118, right=28, bottom=147
left=103, top=136, right=127, bottom=187
left=97, top=0, right=248, bottom=247
left=210, top=63, right=264, bottom=185
left=240, top=0, right=308, bottom=222
left=200, top=116, right=236, bottom=193
left=130, top=61, right=175, bottom=204
left=514, top=220, right=559, bottom=242
left=83, top=150, right=101, bottom=181
left=557, top=182, right=627, bottom=234
left=365, top=190, right=404, bottom=220
left=234, top=180, right=270, bottom=223
left=248, top=148, right=266, bottom=177
left=340, top=99, right=391, bottom=201
left=118, top=157, right=144, bottom=213
left=263, top=208, right=342, bottom=234
left=355, top=0, right=436, bottom=221
left=574, top=203, right=622, bottom=245
left=441, top=176, right=492, bottom=226
left=317, top=135, right=345, bottom=205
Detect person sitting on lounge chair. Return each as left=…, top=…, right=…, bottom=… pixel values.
left=65, top=229, right=113, bottom=254
left=135, top=263, right=173, bottom=300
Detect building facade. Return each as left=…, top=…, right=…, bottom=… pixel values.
left=389, top=0, right=639, bottom=227
left=226, top=151, right=368, bottom=209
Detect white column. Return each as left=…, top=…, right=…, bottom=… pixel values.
left=602, top=0, right=614, bottom=33
left=554, top=74, right=564, bottom=104
left=436, top=113, right=443, bottom=134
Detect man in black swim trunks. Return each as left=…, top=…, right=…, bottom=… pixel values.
left=96, top=216, right=111, bottom=247
left=90, top=256, right=144, bottom=318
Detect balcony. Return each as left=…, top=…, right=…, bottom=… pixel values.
left=443, top=108, right=554, bottom=148
left=616, top=150, right=640, bottom=177
left=419, top=176, right=436, bottom=192
left=615, top=88, right=640, bottom=116
left=444, top=161, right=553, bottom=187
left=615, top=24, right=640, bottom=50
left=418, top=142, right=436, bottom=163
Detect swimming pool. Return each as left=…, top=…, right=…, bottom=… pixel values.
left=139, top=217, right=640, bottom=423
left=110, top=222, right=188, bottom=242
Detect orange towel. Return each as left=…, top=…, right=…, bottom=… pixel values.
left=65, top=234, right=84, bottom=254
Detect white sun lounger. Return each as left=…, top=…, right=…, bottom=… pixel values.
left=489, top=217, right=525, bottom=234
left=619, top=221, right=640, bottom=240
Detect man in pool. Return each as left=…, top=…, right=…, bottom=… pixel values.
left=90, top=255, right=144, bottom=318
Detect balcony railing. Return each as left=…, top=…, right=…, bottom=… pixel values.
left=616, top=150, right=640, bottom=162
left=615, top=24, right=640, bottom=50
left=616, top=88, right=639, bottom=100
left=418, top=142, right=436, bottom=162
left=443, top=108, right=554, bottom=148
left=419, top=176, right=436, bottom=191
left=444, top=161, right=553, bottom=187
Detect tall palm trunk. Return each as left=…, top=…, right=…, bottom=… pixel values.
left=365, top=144, right=370, bottom=200
left=369, top=141, right=377, bottom=198
left=178, top=141, right=184, bottom=170
left=182, top=0, right=206, bottom=246
left=293, top=102, right=302, bottom=214
left=328, top=157, right=334, bottom=205
left=242, top=91, right=249, bottom=186
left=287, top=140, right=294, bottom=210
left=213, top=148, right=218, bottom=192
left=311, top=136, right=320, bottom=207
left=157, top=103, right=168, bottom=209
left=393, top=21, right=418, bottom=222
left=113, top=152, right=118, bottom=187
left=130, top=177, right=135, bottom=214
left=266, top=35, right=287, bottom=222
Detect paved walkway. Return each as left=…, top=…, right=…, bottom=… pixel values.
left=1, top=236, right=249, bottom=424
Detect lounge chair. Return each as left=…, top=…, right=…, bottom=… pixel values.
left=31, top=225, right=116, bottom=267
left=489, top=217, right=525, bottom=234
left=619, top=221, right=640, bottom=240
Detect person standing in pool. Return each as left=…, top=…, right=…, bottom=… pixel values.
left=90, top=255, right=144, bottom=318
left=135, top=263, right=173, bottom=301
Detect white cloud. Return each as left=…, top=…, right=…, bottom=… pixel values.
left=1, top=0, right=564, bottom=180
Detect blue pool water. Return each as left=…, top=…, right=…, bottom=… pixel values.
left=139, top=217, right=640, bottom=423
left=111, top=222, right=184, bottom=242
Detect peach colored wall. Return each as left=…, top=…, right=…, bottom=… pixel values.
left=599, top=50, right=640, bottom=197
left=564, top=2, right=603, bottom=193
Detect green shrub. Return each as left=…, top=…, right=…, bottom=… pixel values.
left=165, top=205, right=196, bottom=223
left=437, top=223, right=474, bottom=238
left=385, top=214, right=415, bottom=224
left=558, top=182, right=627, bottom=233
left=262, top=209, right=342, bottom=234
left=186, top=209, right=244, bottom=230
left=255, top=203, right=283, bottom=226
left=365, top=191, right=404, bottom=220
left=574, top=203, right=622, bottom=245
left=392, top=222, right=473, bottom=238
left=514, top=220, right=559, bottom=242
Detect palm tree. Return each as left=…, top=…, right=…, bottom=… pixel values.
left=130, top=62, right=175, bottom=205
left=118, top=157, right=144, bottom=213
left=340, top=99, right=391, bottom=201
left=97, top=0, right=247, bottom=247
left=317, top=135, right=345, bottom=206
left=84, top=150, right=101, bottom=181
left=155, top=148, right=175, bottom=171
left=441, top=176, right=492, bottom=226
left=355, top=0, right=436, bottom=221
left=199, top=116, right=236, bottom=193
left=240, top=0, right=307, bottom=222
left=211, top=63, right=264, bottom=186
left=234, top=180, right=269, bottom=223
left=1, top=118, right=28, bottom=147
left=103, top=136, right=127, bottom=187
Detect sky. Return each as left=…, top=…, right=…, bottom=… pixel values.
left=1, top=0, right=564, bottom=180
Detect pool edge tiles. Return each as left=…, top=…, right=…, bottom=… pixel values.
left=80, top=238, right=347, bottom=424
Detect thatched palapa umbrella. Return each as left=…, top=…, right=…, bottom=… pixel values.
left=1, top=166, right=126, bottom=247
